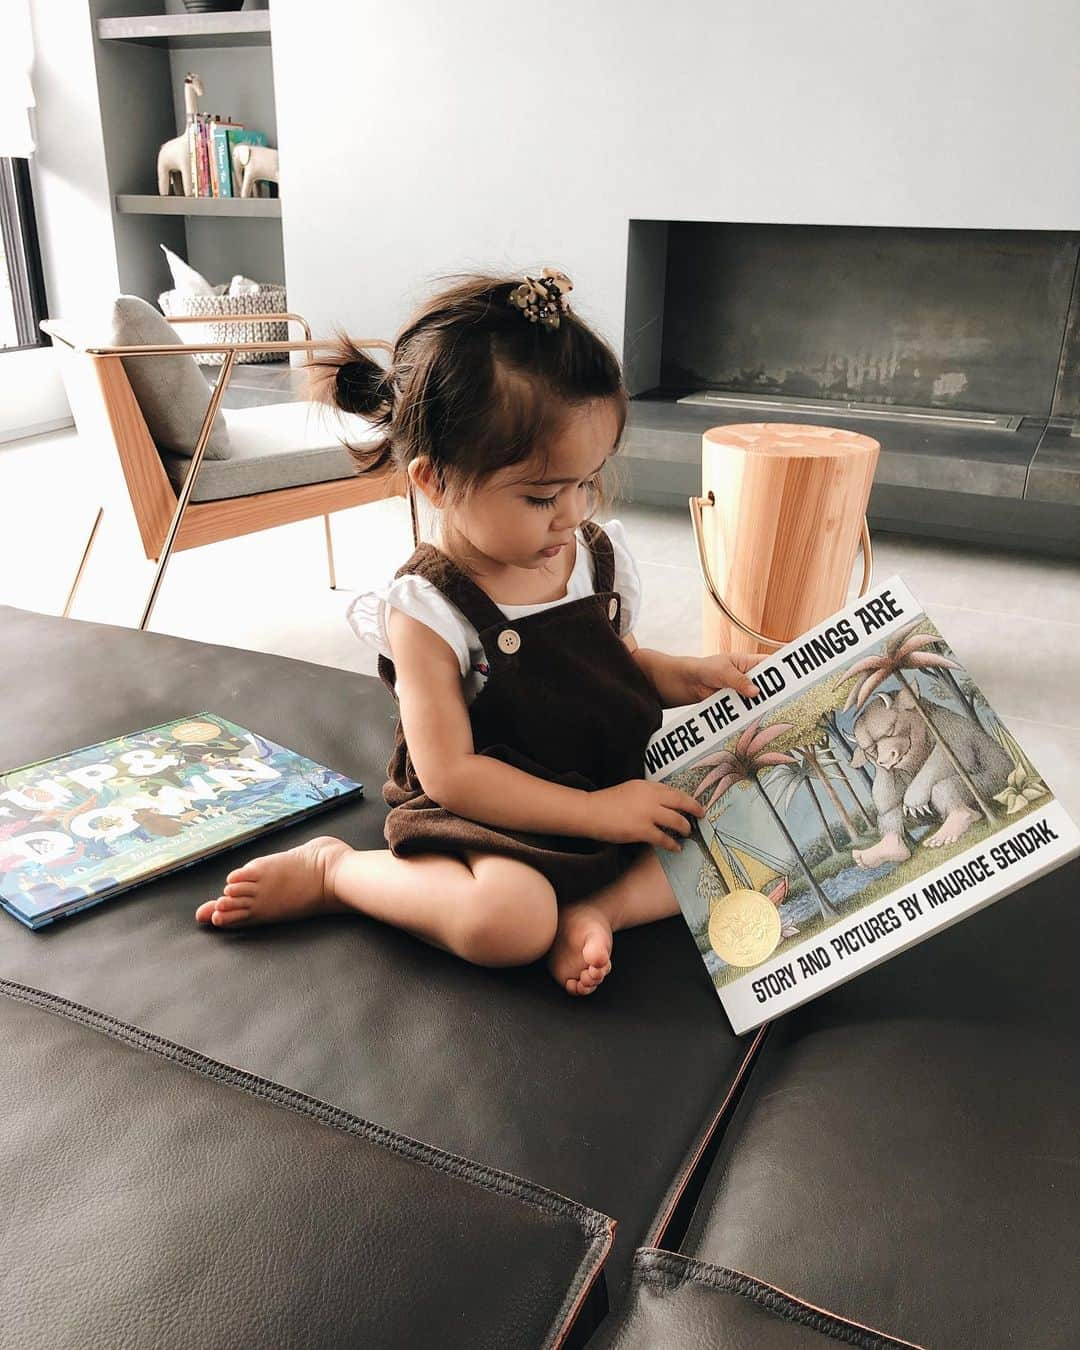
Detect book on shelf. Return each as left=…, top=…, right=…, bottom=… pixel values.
left=645, top=577, right=1080, bottom=1034
left=211, top=119, right=239, bottom=196
left=0, top=714, right=363, bottom=929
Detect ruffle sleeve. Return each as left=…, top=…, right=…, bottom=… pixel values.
left=346, top=575, right=473, bottom=677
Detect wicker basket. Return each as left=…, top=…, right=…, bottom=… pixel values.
left=158, top=286, right=289, bottom=365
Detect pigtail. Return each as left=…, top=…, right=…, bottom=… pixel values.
left=305, top=327, right=395, bottom=473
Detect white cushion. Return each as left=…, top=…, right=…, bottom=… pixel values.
left=160, top=401, right=384, bottom=501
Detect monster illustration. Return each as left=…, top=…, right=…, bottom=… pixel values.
left=847, top=687, right=1012, bottom=867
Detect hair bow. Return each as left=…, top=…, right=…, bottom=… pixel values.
left=508, top=268, right=573, bottom=329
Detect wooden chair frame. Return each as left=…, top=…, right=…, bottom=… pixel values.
left=40, top=312, right=416, bottom=631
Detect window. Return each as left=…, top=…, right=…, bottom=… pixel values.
left=0, top=156, right=47, bottom=351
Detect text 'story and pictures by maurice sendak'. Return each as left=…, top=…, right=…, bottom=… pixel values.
left=0, top=715, right=362, bottom=929
left=646, top=578, right=1080, bottom=1034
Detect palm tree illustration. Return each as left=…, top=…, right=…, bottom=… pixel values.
left=821, top=708, right=875, bottom=795
left=765, top=749, right=846, bottom=857
left=817, top=711, right=876, bottom=822
left=692, top=717, right=839, bottom=921
left=800, top=738, right=872, bottom=837
left=835, top=619, right=997, bottom=825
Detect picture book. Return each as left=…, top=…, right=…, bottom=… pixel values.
left=0, top=714, right=363, bottom=929
left=645, top=578, right=1080, bottom=1034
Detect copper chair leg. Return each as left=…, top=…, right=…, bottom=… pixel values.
left=139, top=350, right=237, bottom=631
left=63, top=505, right=104, bottom=618
left=324, top=514, right=337, bottom=590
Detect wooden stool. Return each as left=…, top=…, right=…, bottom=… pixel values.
left=692, top=423, right=879, bottom=659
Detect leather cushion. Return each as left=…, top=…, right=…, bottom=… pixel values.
left=594, top=1250, right=917, bottom=1349
left=0, top=979, right=610, bottom=1350
left=674, top=858, right=1080, bottom=1349
left=0, top=605, right=762, bottom=1301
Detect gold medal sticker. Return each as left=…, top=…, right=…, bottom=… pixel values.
left=708, top=888, right=782, bottom=967
left=170, top=719, right=223, bottom=744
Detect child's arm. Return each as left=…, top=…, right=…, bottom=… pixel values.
left=627, top=634, right=760, bottom=708
left=389, top=610, right=702, bottom=849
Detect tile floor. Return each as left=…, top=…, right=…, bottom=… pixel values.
left=3, top=426, right=1079, bottom=820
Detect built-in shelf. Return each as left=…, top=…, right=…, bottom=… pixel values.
left=116, top=194, right=281, bottom=218
left=97, top=12, right=270, bottom=50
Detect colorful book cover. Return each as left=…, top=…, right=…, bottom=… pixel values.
left=212, top=122, right=239, bottom=197
left=208, top=119, right=220, bottom=196
left=646, top=578, right=1080, bottom=1034
left=0, top=714, right=363, bottom=929
left=199, top=119, right=212, bottom=196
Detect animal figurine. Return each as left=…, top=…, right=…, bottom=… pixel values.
left=847, top=687, right=1012, bottom=868
left=157, top=73, right=203, bottom=196
left=231, top=143, right=280, bottom=198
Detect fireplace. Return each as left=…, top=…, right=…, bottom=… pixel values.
left=621, top=220, right=1080, bottom=556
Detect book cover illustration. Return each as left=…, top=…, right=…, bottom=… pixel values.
left=648, top=578, right=1079, bottom=1032
left=0, top=714, right=363, bottom=928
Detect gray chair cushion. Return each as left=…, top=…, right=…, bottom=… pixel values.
left=110, top=295, right=231, bottom=460
left=160, top=401, right=382, bottom=500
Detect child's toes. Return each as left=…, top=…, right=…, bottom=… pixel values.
left=194, top=899, right=217, bottom=923
left=212, top=904, right=251, bottom=926
left=224, top=881, right=256, bottom=898
left=581, top=932, right=611, bottom=970
left=215, top=894, right=250, bottom=911
left=226, top=860, right=261, bottom=884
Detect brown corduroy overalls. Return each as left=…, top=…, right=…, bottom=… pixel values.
left=377, top=522, right=664, bottom=904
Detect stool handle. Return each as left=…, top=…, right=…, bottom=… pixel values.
left=690, top=492, right=874, bottom=651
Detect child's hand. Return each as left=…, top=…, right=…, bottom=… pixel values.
left=691, top=652, right=759, bottom=702
left=589, top=780, right=705, bottom=852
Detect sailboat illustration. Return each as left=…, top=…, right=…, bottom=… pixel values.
left=696, top=812, right=797, bottom=938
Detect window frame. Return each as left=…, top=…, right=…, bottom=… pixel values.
left=0, top=156, right=48, bottom=352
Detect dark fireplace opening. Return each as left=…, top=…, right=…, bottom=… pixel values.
left=621, top=220, right=1080, bottom=545
left=625, top=221, right=1080, bottom=418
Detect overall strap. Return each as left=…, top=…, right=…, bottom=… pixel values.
left=393, top=544, right=507, bottom=634
left=580, top=521, right=615, bottom=594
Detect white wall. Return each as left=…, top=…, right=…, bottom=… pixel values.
left=271, top=0, right=1080, bottom=360
left=1, top=0, right=118, bottom=440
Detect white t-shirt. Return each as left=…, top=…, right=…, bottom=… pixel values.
left=348, top=519, right=642, bottom=705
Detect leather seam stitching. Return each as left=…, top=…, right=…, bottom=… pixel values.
left=0, top=977, right=612, bottom=1305
left=635, top=1249, right=924, bottom=1349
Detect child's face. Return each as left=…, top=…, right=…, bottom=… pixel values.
left=455, top=398, right=621, bottom=571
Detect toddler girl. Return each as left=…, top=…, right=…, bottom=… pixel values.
left=196, top=269, right=757, bottom=994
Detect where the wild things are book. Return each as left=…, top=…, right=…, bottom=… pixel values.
left=646, top=578, right=1080, bottom=1034
left=0, top=714, right=363, bottom=929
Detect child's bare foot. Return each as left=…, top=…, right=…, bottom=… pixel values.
left=547, top=902, right=614, bottom=996
left=195, top=836, right=352, bottom=928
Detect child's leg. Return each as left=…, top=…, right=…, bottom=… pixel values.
left=195, top=837, right=558, bottom=967
left=547, top=847, right=678, bottom=996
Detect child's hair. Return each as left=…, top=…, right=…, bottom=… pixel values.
left=305, top=272, right=628, bottom=509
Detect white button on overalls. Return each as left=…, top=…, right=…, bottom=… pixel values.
left=497, top=629, right=521, bottom=654
left=607, top=598, right=618, bottom=621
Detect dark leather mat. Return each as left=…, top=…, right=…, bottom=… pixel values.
left=674, top=857, right=1080, bottom=1349
left=0, top=605, right=761, bottom=1300
left=594, top=1249, right=919, bottom=1348
left=0, top=979, right=610, bottom=1350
